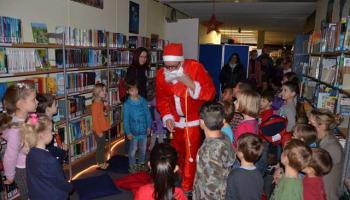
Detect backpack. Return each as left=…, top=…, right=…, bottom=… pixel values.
left=259, top=114, right=292, bottom=146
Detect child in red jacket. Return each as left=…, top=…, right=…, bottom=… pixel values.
left=302, top=148, right=332, bottom=200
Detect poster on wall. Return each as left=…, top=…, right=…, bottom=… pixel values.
left=129, top=1, right=139, bottom=34
left=71, top=0, right=103, bottom=9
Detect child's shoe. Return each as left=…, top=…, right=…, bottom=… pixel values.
left=128, top=165, right=137, bottom=173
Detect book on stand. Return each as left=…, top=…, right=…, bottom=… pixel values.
left=31, top=22, right=49, bottom=44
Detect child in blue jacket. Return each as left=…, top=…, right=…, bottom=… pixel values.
left=123, top=80, right=151, bottom=173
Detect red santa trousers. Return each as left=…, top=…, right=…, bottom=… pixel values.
left=170, top=126, right=202, bottom=192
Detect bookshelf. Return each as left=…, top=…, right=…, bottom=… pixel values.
left=298, top=17, right=350, bottom=193
left=0, top=16, right=166, bottom=182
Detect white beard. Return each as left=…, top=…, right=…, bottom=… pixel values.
left=164, top=66, right=184, bottom=83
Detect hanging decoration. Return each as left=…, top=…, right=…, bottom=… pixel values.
left=203, top=0, right=222, bottom=34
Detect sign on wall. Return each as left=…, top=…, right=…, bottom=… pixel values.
left=129, top=1, right=139, bottom=34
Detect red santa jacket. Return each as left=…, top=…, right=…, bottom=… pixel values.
left=156, top=59, right=216, bottom=128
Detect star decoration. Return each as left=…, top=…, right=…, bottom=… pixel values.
left=203, top=14, right=223, bottom=34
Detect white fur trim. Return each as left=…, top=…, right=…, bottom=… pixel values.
left=175, top=117, right=200, bottom=128
left=188, top=81, right=201, bottom=99
left=163, top=55, right=184, bottom=61
left=162, top=114, right=175, bottom=127
left=272, top=134, right=282, bottom=142
left=174, top=95, right=184, bottom=116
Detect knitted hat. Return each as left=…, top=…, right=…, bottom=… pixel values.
left=163, top=43, right=184, bottom=62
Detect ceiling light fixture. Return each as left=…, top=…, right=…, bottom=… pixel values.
left=202, top=0, right=223, bottom=34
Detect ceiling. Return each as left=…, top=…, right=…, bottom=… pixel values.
left=159, top=0, right=317, bottom=45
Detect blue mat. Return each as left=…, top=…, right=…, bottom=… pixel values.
left=72, top=173, right=121, bottom=200
left=106, top=155, right=129, bottom=174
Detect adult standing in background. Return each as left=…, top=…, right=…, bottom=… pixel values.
left=248, top=49, right=262, bottom=88
left=125, top=47, right=150, bottom=99
left=219, top=53, right=245, bottom=91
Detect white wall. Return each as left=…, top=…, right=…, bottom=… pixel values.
left=165, top=18, right=199, bottom=59
left=0, top=0, right=187, bottom=42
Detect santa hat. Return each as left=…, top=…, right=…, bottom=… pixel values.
left=163, top=43, right=184, bottom=62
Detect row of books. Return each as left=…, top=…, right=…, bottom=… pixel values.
left=69, top=116, right=93, bottom=142
left=147, top=67, right=158, bottom=78
left=65, top=72, right=97, bottom=94
left=338, top=56, right=350, bottom=92
left=110, top=105, right=123, bottom=127
left=70, top=134, right=96, bottom=161
left=55, top=49, right=107, bottom=68
left=109, top=89, right=121, bottom=106
left=108, top=32, right=127, bottom=48
left=308, top=16, right=350, bottom=53
left=150, top=51, right=163, bottom=64
left=55, top=26, right=106, bottom=47
left=0, top=16, right=22, bottom=44
left=57, top=95, right=90, bottom=120
left=0, top=48, right=52, bottom=74
left=128, top=36, right=166, bottom=50
left=109, top=68, right=127, bottom=88
left=110, top=50, right=131, bottom=65
left=1, top=48, right=42, bottom=73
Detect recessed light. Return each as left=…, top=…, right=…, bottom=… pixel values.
left=234, top=0, right=239, bottom=3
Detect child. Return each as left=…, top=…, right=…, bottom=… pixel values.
left=193, top=102, right=235, bottom=200
left=308, top=109, right=344, bottom=200
left=225, top=133, right=264, bottom=200
left=91, top=83, right=111, bottom=170
left=21, top=114, right=72, bottom=199
left=260, top=90, right=274, bottom=122
left=233, top=80, right=254, bottom=100
left=282, top=72, right=299, bottom=85
left=0, top=82, right=38, bottom=200
left=271, top=139, right=312, bottom=200
left=36, top=93, right=68, bottom=163
left=234, top=89, right=260, bottom=146
left=220, top=100, right=234, bottom=142
left=148, top=98, right=167, bottom=151
left=123, top=81, right=151, bottom=173
left=221, top=86, right=234, bottom=103
left=279, top=81, right=297, bottom=132
left=302, top=148, right=332, bottom=200
left=135, top=143, right=187, bottom=200
left=293, top=124, right=317, bottom=148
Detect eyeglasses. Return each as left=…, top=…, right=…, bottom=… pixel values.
left=163, top=62, right=181, bottom=70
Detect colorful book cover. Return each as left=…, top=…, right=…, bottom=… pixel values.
left=31, top=22, right=49, bottom=44
left=0, top=48, right=7, bottom=73
left=35, top=49, right=51, bottom=69
left=343, top=16, right=350, bottom=50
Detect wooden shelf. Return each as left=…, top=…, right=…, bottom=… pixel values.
left=67, top=89, right=93, bottom=97
left=70, top=148, right=97, bottom=165
left=0, top=42, right=106, bottom=49
left=69, top=111, right=92, bottom=121
left=309, top=51, right=342, bottom=57
left=0, top=42, right=107, bottom=49
left=109, top=64, right=129, bottom=68
left=55, top=120, right=67, bottom=126
left=65, top=66, right=107, bottom=72
left=70, top=134, right=92, bottom=145
left=0, top=66, right=109, bottom=78
left=0, top=68, right=63, bottom=78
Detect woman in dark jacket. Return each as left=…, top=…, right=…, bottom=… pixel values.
left=219, top=53, right=245, bottom=91
left=125, top=47, right=150, bottom=98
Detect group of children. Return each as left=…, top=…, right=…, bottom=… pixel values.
left=0, top=69, right=345, bottom=200
left=133, top=71, right=345, bottom=200
left=0, top=83, right=71, bottom=199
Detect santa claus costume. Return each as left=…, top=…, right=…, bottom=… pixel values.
left=156, top=43, right=216, bottom=192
